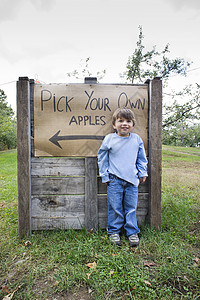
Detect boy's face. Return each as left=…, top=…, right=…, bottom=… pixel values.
left=113, top=117, right=134, bottom=137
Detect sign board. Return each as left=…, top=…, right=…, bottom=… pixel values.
left=34, top=83, right=149, bottom=157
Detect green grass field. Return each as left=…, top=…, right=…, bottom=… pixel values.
left=0, top=147, right=199, bottom=299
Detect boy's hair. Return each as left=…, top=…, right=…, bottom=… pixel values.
left=112, top=107, right=135, bottom=126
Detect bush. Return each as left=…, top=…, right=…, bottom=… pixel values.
left=0, top=89, right=17, bottom=150
left=0, top=116, right=17, bottom=150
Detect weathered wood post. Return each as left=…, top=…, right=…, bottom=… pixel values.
left=17, top=77, right=31, bottom=238
left=84, top=77, right=98, bottom=230
left=148, top=77, right=162, bottom=228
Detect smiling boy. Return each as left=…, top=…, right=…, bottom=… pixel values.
left=97, top=107, right=148, bottom=246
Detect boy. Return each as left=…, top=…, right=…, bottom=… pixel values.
left=97, top=107, right=148, bottom=246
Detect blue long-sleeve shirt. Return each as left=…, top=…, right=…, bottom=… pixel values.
left=97, top=132, right=148, bottom=186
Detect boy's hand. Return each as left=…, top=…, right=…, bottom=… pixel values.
left=140, top=177, right=146, bottom=184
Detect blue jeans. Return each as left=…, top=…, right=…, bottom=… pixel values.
left=107, top=174, right=140, bottom=237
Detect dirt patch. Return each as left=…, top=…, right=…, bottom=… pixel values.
left=168, top=150, right=200, bottom=156
left=60, top=287, right=93, bottom=300
left=32, top=278, right=93, bottom=300
left=163, top=147, right=200, bottom=156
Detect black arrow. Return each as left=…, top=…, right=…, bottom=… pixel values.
left=49, top=130, right=105, bottom=149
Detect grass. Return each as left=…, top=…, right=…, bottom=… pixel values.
left=163, top=145, right=200, bottom=155
left=0, top=147, right=200, bottom=299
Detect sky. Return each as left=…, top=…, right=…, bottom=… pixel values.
left=0, top=0, right=200, bottom=112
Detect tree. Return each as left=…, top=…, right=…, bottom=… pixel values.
left=67, top=57, right=106, bottom=82
left=162, top=84, right=200, bottom=146
left=125, top=27, right=200, bottom=147
left=125, top=26, right=191, bottom=84
left=0, top=89, right=17, bottom=150
left=0, top=89, right=14, bottom=118
left=162, top=122, right=200, bottom=147
left=163, top=84, right=200, bottom=128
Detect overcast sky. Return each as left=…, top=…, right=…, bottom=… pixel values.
left=0, top=0, right=200, bottom=112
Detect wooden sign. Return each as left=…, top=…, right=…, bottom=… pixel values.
left=17, top=77, right=162, bottom=237
left=34, top=83, right=149, bottom=157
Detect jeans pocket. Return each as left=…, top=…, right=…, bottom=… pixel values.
left=109, top=174, right=116, bottom=183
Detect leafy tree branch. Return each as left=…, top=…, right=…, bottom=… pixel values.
left=67, top=57, right=106, bottom=81
left=163, top=84, right=200, bottom=128
left=125, top=26, right=191, bottom=84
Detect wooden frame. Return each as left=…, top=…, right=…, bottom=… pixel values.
left=17, top=77, right=162, bottom=238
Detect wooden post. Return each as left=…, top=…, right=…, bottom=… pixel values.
left=30, top=79, right=35, bottom=157
left=84, top=77, right=98, bottom=230
left=17, top=77, right=31, bottom=238
left=148, top=77, right=162, bottom=228
left=85, top=158, right=98, bottom=230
